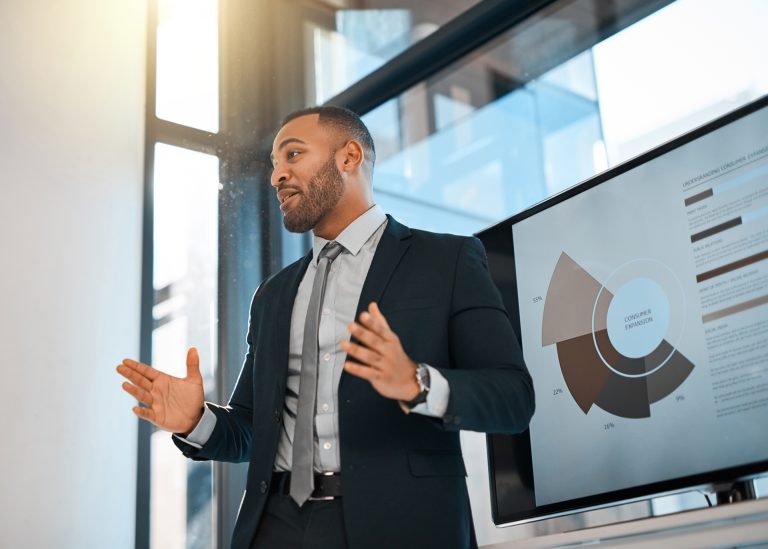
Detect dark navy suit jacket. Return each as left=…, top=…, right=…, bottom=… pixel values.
left=174, top=216, right=535, bottom=549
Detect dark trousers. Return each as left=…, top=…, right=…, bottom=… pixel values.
left=249, top=493, right=349, bottom=549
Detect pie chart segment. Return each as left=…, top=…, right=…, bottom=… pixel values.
left=542, top=252, right=611, bottom=346
left=594, top=369, right=651, bottom=418
left=593, top=329, right=647, bottom=376
left=543, top=252, right=694, bottom=418
left=556, top=333, right=612, bottom=414
left=646, top=344, right=695, bottom=404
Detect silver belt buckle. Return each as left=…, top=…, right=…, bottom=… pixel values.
left=308, top=471, right=337, bottom=501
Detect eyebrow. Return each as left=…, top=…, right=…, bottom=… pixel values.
left=270, top=137, right=307, bottom=162
left=277, top=137, right=306, bottom=150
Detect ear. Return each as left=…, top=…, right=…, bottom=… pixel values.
left=339, top=140, right=364, bottom=172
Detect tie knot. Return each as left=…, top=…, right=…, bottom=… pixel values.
left=318, top=241, right=343, bottom=263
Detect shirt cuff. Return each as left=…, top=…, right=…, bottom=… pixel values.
left=409, top=365, right=450, bottom=418
left=172, top=403, right=217, bottom=449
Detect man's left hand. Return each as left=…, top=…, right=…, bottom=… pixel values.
left=341, top=302, right=420, bottom=402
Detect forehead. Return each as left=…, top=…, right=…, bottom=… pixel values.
left=271, top=114, right=330, bottom=154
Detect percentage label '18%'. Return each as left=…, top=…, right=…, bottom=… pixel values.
left=532, top=296, right=542, bottom=303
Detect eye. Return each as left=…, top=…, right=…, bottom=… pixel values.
left=286, top=150, right=301, bottom=160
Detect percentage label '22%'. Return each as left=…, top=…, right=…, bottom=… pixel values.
left=553, top=388, right=564, bottom=396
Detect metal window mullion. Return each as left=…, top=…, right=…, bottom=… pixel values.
left=324, top=0, right=558, bottom=115
left=137, top=0, right=159, bottom=547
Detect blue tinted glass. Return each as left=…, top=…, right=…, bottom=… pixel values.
left=364, top=0, right=768, bottom=238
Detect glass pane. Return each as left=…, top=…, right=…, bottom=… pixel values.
left=306, top=1, right=483, bottom=104
left=365, top=50, right=602, bottom=235
left=151, top=429, right=187, bottom=549
left=592, top=0, right=768, bottom=164
left=152, top=143, right=219, bottom=549
left=156, top=0, right=219, bottom=132
left=363, top=0, right=768, bottom=237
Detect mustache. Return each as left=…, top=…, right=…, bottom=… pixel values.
left=276, top=183, right=303, bottom=194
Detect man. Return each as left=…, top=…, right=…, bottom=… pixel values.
left=117, top=106, right=534, bottom=549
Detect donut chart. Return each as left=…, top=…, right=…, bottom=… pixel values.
left=542, top=252, right=694, bottom=418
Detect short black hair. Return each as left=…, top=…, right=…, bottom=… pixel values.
left=282, top=105, right=376, bottom=167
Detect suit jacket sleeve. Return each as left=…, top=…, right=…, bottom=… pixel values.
left=173, top=292, right=259, bottom=462
left=433, top=236, right=535, bottom=434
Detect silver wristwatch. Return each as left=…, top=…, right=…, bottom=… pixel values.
left=403, top=363, right=431, bottom=410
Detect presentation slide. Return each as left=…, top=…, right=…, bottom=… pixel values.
left=512, top=107, right=768, bottom=506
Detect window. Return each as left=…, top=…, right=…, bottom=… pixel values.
left=155, top=0, right=218, bottom=131
left=305, top=1, right=484, bottom=104
left=140, top=1, right=221, bottom=548
left=150, top=144, right=219, bottom=549
left=362, top=0, right=768, bottom=238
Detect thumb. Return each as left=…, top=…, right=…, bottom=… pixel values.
left=186, top=347, right=202, bottom=381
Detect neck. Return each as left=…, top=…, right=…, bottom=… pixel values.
left=313, top=199, right=374, bottom=240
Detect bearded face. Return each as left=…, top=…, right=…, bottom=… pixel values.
left=282, top=153, right=345, bottom=233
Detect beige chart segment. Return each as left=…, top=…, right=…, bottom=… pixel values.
left=542, top=252, right=695, bottom=418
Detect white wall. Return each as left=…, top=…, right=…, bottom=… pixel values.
left=0, top=1, right=146, bottom=547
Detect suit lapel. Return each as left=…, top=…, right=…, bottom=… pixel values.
left=355, top=214, right=412, bottom=318
left=341, top=215, right=411, bottom=394
left=272, top=252, right=312, bottom=393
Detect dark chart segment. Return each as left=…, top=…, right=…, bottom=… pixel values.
left=542, top=252, right=694, bottom=418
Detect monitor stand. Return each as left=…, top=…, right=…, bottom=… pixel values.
left=714, top=479, right=757, bottom=505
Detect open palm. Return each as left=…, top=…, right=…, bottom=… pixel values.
left=117, top=347, right=205, bottom=434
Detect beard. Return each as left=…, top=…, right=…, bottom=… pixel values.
left=283, top=154, right=345, bottom=233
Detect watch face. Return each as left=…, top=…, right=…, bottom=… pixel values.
left=417, top=364, right=430, bottom=391
left=405, top=365, right=430, bottom=409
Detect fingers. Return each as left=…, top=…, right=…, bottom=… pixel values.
left=121, top=380, right=152, bottom=406
left=343, top=302, right=407, bottom=370
left=186, top=347, right=201, bottom=380
left=345, top=302, right=395, bottom=351
left=132, top=405, right=156, bottom=424
left=340, top=339, right=381, bottom=368
left=116, top=363, right=153, bottom=391
left=120, top=358, right=159, bottom=381
left=343, top=360, right=379, bottom=381
left=347, top=320, right=385, bottom=350
left=358, top=302, right=393, bottom=339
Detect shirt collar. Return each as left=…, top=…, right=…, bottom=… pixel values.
left=311, top=205, right=387, bottom=264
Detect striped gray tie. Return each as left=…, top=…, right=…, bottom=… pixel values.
left=290, top=241, right=344, bottom=506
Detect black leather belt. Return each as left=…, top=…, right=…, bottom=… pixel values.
left=270, top=471, right=342, bottom=500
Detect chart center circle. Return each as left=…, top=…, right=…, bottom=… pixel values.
left=606, top=277, right=670, bottom=359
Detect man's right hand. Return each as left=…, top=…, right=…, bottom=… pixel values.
left=117, top=347, right=205, bottom=435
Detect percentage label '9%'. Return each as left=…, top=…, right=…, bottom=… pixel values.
left=604, top=422, right=615, bottom=430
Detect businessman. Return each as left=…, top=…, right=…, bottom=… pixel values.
left=117, top=106, right=534, bottom=549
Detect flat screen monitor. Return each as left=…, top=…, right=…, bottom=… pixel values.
left=476, top=94, right=768, bottom=526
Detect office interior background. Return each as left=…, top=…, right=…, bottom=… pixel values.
left=1, top=0, right=767, bottom=547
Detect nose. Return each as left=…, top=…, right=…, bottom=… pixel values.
left=271, top=164, right=288, bottom=188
